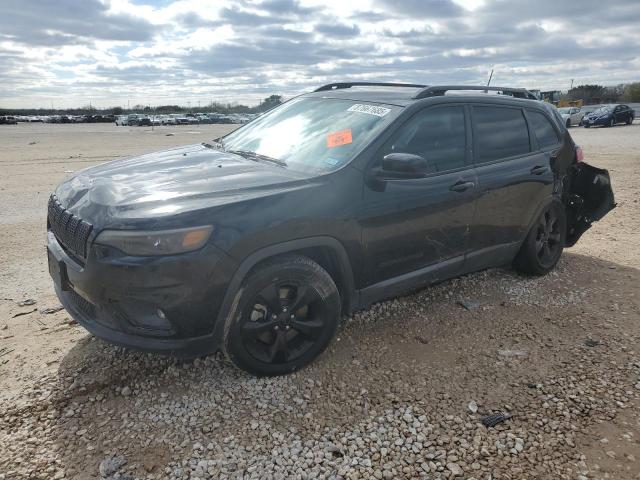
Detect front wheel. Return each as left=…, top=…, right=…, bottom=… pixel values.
left=223, top=255, right=341, bottom=376
left=514, top=201, right=567, bottom=275
left=608, top=118, right=615, bottom=127
left=566, top=119, right=571, bottom=128
left=627, top=117, right=634, bottom=125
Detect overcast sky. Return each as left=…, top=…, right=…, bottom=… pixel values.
left=1, top=0, right=639, bottom=108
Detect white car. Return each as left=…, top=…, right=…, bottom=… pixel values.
left=557, top=107, right=585, bottom=128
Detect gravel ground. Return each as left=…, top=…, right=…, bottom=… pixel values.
left=0, top=123, right=639, bottom=479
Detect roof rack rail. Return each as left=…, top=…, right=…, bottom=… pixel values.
left=413, top=85, right=538, bottom=100
left=314, top=82, right=427, bottom=92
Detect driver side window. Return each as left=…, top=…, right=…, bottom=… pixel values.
left=382, top=106, right=467, bottom=174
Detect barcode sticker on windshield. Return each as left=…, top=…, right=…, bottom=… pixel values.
left=347, top=104, right=391, bottom=117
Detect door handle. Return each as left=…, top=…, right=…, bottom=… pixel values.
left=449, top=180, right=475, bottom=192
left=530, top=165, right=549, bottom=175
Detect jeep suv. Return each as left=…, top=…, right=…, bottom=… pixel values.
left=47, top=83, right=615, bottom=375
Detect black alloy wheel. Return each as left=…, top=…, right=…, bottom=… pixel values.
left=241, top=282, right=329, bottom=365
left=514, top=200, right=567, bottom=275
left=224, top=255, right=341, bottom=375
left=534, top=208, right=563, bottom=269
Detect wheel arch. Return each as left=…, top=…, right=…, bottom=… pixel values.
left=212, top=237, right=357, bottom=346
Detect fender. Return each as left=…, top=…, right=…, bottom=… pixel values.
left=212, top=236, right=357, bottom=347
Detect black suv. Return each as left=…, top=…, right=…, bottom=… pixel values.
left=47, top=83, right=615, bottom=375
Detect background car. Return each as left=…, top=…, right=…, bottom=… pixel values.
left=557, top=107, right=584, bottom=127
left=0, top=115, right=18, bottom=124
left=582, top=104, right=634, bottom=127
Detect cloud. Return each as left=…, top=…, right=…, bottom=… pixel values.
left=315, top=23, right=361, bottom=37
left=0, top=0, right=158, bottom=46
left=0, top=0, right=639, bottom=108
left=376, top=0, right=465, bottom=17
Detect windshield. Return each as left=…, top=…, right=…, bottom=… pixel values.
left=557, top=108, right=571, bottom=114
left=592, top=106, right=612, bottom=115
left=220, top=97, right=400, bottom=173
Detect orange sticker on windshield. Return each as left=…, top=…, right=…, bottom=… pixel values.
left=327, top=129, right=353, bottom=148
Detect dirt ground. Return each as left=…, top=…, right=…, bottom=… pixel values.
left=0, top=122, right=639, bottom=479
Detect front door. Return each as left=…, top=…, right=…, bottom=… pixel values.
left=360, top=104, right=476, bottom=288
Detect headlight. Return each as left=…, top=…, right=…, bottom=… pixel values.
left=95, top=226, right=213, bottom=256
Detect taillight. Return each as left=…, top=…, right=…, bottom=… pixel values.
left=575, top=145, right=584, bottom=163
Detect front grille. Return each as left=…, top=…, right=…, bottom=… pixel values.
left=48, top=195, right=93, bottom=259
left=68, top=289, right=96, bottom=318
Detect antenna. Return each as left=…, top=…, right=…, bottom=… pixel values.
left=487, top=69, right=494, bottom=87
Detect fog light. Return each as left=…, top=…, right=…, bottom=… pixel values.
left=156, top=309, right=167, bottom=320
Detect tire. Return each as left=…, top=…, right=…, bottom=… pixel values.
left=514, top=200, right=567, bottom=276
left=566, top=119, right=571, bottom=128
left=223, top=254, right=341, bottom=376
left=608, top=118, right=615, bottom=128
left=627, top=116, right=633, bottom=125
left=584, top=124, right=590, bottom=128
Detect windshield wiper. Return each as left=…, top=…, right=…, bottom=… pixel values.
left=228, top=149, right=287, bottom=167
left=202, top=139, right=225, bottom=150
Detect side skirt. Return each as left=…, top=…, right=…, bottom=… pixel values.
left=356, top=241, right=521, bottom=311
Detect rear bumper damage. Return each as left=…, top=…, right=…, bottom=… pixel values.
left=564, top=162, right=616, bottom=247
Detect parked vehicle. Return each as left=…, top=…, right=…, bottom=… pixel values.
left=47, top=83, right=615, bottom=375
left=582, top=104, right=634, bottom=128
left=137, top=116, right=152, bottom=127
left=160, top=116, right=177, bottom=125
left=557, top=107, right=584, bottom=128
left=0, top=115, right=18, bottom=124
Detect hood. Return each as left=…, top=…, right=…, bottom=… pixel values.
left=55, top=144, right=315, bottom=225
left=585, top=110, right=610, bottom=118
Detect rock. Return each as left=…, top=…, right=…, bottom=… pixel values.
left=121, top=386, right=131, bottom=396
left=447, top=462, right=463, bottom=477
left=458, top=299, right=480, bottom=310
left=99, top=455, right=126, bottom=477
left=497, top=349, right=528, bottom=358
left=468, top=401, right=478, bottom=414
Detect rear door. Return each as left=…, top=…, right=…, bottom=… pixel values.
left=466, top=104, right=556, bottom=269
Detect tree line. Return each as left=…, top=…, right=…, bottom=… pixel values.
left=563, top=83, right=640, bottom=104
left=0, top=95, right=284, bottom=117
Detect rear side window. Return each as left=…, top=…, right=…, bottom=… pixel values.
left=527, top=110, right=560, bottom=149
left=473, top=106, right=530, bottom=163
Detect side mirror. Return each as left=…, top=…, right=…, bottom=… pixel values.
left=379, top=152, right=429, bottom=179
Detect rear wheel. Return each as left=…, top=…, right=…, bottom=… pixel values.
left=627, top=116, right=634, bottom=125
left=514, top=201, right=567, bottom=275
left=608, top=118, right=615, bottom=127
left=223, top=255, right=341, bottom=376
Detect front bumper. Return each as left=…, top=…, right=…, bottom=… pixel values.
left=583, top=116, right=609, bottom=126
left=48, top=231, right=235, bottom=357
